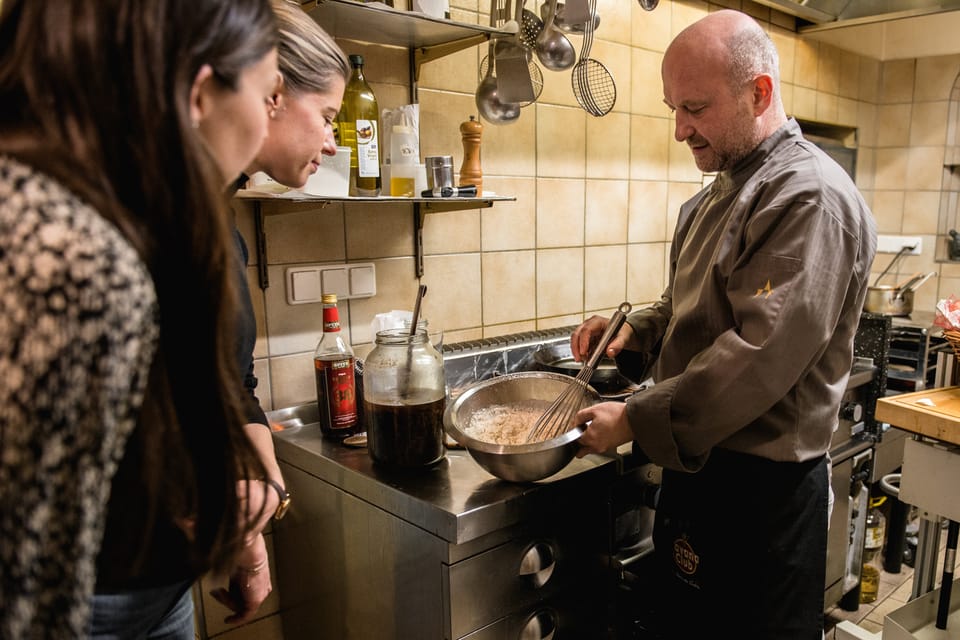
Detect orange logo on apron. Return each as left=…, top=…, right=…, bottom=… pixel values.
left=673, top=536, right=700, bottom=575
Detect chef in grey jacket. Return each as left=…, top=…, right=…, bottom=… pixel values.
left=572, top=10, right=876, bottom=639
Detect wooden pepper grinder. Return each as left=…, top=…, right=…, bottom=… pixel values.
left=458, top=115, right=482, bottom=193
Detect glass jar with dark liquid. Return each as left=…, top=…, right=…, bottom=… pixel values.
left=363, top=327, right=445, bottom=468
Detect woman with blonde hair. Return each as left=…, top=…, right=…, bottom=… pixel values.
left=247, top=0, right=351, bottom=187
left=205, top=0, right=351, bottom=623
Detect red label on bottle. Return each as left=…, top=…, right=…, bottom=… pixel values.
left=315, top=356, right=357, bottom=434
left=323, top=305, right=341, bottom=332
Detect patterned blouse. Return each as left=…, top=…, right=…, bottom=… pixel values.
left=0, top=156, right=159, bottom=637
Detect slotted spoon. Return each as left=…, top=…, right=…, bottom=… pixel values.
left=518, top=0, right=544, bottom=50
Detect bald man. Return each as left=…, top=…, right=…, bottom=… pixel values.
left=572, top=10, right=876, bottom=637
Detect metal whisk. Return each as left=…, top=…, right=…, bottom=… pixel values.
left=525, top=301, right=632, bottom=443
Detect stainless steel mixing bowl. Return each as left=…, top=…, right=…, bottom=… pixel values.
left=443, top=371, right=600, bottom=482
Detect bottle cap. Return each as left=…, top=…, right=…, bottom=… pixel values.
left=349, top=54, right=364, bottom=67
left=322, top=293, right=338, bottom=304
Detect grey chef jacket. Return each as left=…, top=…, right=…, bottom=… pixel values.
left=618, top=119, right=876, bottom=473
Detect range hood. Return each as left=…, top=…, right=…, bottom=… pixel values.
left=753, top=0, right=960, bottom=59
left=753, top=0, right=960, bottom=24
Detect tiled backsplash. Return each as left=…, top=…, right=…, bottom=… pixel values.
left=237, top=0, right=960, bottom=415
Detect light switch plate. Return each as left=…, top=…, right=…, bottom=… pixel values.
left=349, top=265, right=376, bottom=297
left=285, top=262, right=376, bottom=305
left=321, top=268, right=349, bottom=300
left=288, top=268, right=322, bottom=303
left=877, top=235, right=922, bottom=255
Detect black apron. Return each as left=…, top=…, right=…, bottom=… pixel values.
left=646, top=448, right=829, bottom=640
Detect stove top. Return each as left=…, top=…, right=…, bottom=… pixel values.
left=442, top=327, right=653, bottom=400
left=890, top=310, right=937, bottom=330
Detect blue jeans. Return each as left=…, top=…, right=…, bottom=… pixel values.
left=90, top=580, right=194, bottom=640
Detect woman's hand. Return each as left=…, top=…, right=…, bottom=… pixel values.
left=209, top=532, right=272, bottom=624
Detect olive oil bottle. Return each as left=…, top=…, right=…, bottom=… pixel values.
left=337, top=54, right=381, bottom=196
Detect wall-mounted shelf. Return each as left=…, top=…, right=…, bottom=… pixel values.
left=236, top=190, right=515, bottom=285
left=303, top=0, right=514, bottom=79
left=236, top=190, right=513, bottom=207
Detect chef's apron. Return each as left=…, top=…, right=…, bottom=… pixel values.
left=648, top=447, right=828, bottom=640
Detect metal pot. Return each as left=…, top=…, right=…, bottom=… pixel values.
left=443, top=371, right=600, bottom=482
left=864, top=285, right=914, bottom=316
left=863, top=271, right=935, bottom=316
left=532, top=342, right=626, bottom=390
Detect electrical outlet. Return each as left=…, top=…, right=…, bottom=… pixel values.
left=876, top=235, right=922, bottom=255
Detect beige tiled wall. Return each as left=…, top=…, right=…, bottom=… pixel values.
left=236, top=0, right=960, bottom=417
left=204, top=4, right=960, bottom=637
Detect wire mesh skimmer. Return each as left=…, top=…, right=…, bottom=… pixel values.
left=525, top=301, right=632, bottom=443
left=570, top=0, right=616, bottom=116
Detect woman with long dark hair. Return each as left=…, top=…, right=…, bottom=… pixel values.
left=0, top=0, right=279, bottom=636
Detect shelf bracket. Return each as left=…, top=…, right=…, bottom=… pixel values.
left=413, top=198, right=498, bottom=277
left=253, top=201, right=269, bottom=290
left=413, top=33, right=492, bottom=81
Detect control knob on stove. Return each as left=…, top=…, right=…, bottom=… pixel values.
left=839, top=401, right=863, bottom=423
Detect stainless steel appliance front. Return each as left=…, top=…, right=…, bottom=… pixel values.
left=269, top=402, right=619, bottom=639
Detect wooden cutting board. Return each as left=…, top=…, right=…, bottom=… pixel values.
left=876, top=386, right=960, bottom=446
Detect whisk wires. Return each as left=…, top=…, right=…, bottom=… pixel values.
left=525, top=366, right=594, bottom=443
left=524, top=301, right=632, bottom=443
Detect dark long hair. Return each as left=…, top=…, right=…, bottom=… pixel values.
left=0, top=0, right=277, bottom=575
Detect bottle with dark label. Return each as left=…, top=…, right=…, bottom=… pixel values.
left=314, top=293, right=358, bottom=438
left=337, top=54, right=381, bottom=196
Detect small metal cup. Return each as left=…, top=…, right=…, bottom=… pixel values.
left=425, top=155, right=454, bottom=192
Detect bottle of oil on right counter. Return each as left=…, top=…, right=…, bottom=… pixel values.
left=860, top=496, right=887, bottom=603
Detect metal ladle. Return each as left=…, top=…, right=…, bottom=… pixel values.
left=475, top=40, right=521, bottom=124
left=534, top=0, right=576, bottom=71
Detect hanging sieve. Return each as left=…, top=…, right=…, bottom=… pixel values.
left=570, top=0, right=616, bottom=116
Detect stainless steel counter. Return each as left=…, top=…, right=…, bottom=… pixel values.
left=269, top=401, right=625, bottom=639
left=270, top=402, right=620, bottom=545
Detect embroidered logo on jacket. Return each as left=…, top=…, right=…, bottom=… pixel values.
left=673, top=536, right=700, bottom=575
left=755, top=279, right=773, bottom=298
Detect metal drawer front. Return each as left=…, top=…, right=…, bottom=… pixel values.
left=446, top=530, right=603, bottom=638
